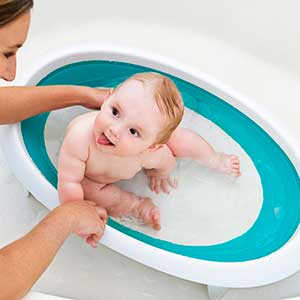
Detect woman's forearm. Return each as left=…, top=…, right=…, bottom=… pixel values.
left=0, top=206, right=74, bottom=300
left=0, top=200, right=106, bottom=300
left=0, top=85, right=105, bottom=124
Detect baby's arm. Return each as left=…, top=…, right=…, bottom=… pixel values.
left=142, top=145, right=177, bottom=194
left=58, top=122, right=90, bottom=203
left=167, top=127, right=241, bottom=176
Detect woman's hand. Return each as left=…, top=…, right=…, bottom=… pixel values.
left=0, top=85, right=113, bottom=124
left=79, top=86, right=113, bottom=110
left=55, top=200, right=108, bottom=248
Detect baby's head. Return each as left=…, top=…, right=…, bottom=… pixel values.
left=94, top=72, right=184, bottom=156
left=128, top=72, right=184, bottom=144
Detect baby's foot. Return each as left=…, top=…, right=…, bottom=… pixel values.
left=212, top=153, right=241, bottom=176
left=136, top=197, right=161, bottom=231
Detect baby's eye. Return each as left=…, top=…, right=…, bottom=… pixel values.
left=129, top=128, right=139, bottom=137
left=112, top=107, right=120, bottom=117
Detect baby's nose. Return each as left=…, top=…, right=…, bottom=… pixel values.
left=109, top=126, right=120, bottom=139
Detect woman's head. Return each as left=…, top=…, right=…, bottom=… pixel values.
left=0, top=0, right=33, bottom=81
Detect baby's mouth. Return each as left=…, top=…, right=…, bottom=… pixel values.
left=97, top=133, right=115, bottom=146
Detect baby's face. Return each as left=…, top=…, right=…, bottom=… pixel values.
left=93, top=79, right=165, bottom=156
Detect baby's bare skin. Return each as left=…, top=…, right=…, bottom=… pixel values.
left=168, top=127, right=241, bottom=178
left=58, top=77, right=241, bottom=232
left=58, top=111, right=166, bottom=230
left=58, top=80, right=177, bottom=230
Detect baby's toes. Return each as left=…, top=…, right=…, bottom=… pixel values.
left=139, top=199, right=161, bottom=230
left=150, top=208, right=161, bottom=231
left=230, top=156, right=241, bottom=176
left=229, top=155, right=238, bottom=163
left=139, top=198, right=154, bottom=218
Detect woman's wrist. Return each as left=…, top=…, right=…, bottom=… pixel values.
left=46, top=204, right=76, bottom=236
left=60, top=85, right=90, bottom=106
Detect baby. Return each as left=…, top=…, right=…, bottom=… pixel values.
left=58, top=72, right=240, bottom=231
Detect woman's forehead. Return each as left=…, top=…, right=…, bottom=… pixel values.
left=0, top=10, right=30, bottom=49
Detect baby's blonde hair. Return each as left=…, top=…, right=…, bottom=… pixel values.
left=117, top=72, right=184, bottom=144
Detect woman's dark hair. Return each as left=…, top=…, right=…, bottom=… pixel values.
left=0, top=0, right=33, bottom=26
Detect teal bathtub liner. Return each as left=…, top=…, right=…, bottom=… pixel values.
left=21, top=60, right=300, bottom=262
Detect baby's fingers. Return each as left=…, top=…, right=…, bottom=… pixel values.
left=161, top=179, right=170, bottom=194
left=168, top=177, right=177, bottom=189
left=149, top=177, right=156, bottom=191
left=153, top=179, right=162, bottom=194
left=150, top=178, right=159, bottom=193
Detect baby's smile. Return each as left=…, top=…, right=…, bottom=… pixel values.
left=97, top=133, right=115, bottom=146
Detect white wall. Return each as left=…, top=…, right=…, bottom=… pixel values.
left=18, top=0, right=299, bottom=148
left=30, top=0, right=300, bottom=77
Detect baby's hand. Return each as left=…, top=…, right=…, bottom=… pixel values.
left=145, top=170, right=177, bottom=194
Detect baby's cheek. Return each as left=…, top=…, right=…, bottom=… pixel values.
left=94, top=114, right=102, bottom=127
left=119, top=142, right=130, bottom=153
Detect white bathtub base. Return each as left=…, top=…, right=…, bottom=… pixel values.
left=207, top=285, right=229, bottom=300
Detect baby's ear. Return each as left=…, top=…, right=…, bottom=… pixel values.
left=148, top=144, right=163, bottom=151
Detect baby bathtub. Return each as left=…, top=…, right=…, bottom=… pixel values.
left=2, top=45, right=300, bottom=292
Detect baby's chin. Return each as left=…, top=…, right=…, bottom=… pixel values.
left=112, top=148, right=139, bottom=156
left=103, top=146, right=144, bottom=157
left=95, top=141, right=126, bottom=156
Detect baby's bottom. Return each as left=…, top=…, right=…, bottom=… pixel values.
left=81, top=177, right=161, bottom=230
left=168, top=127, right=241, bottom=176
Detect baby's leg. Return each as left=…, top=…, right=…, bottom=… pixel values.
left=81, top=177, right=160, bottom=230
left=168, top=127, right=241, bottom=176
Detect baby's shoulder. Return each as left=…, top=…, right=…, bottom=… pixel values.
left=67, top=111, right=98, bottom=131
left=66, top=111, right=97, bottom=135
left=64, top=111, right=97, bottom=144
